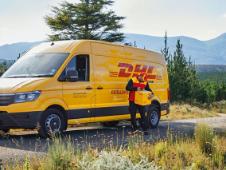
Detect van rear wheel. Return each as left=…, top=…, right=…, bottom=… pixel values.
left=101, top=121, right=119, bottom=127
left=147, top=105, right=160, bottom=129
left=38, top=108, right=65, bottom=138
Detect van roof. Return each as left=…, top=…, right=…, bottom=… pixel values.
left=29, top=40, right=162, bottom=56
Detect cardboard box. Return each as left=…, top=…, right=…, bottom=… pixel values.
left=134, top=90, right=152, bottom=106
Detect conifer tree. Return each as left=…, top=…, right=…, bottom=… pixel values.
left=161, top=31, right=170, bottom=63
left=45, top=0, right=125, bottom=42
left=161, top=34, right=226, bottom=104
left=168, top=40, right=198, bottom=102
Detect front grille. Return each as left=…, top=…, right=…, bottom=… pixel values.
left=0, top=94, right=15, bottom=106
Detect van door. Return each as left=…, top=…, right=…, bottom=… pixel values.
left=62, top=55, right=95, bottom=123
left=91, top=43, right=129, bottom=120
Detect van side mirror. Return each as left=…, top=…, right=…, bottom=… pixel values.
left=66, top=70, right=79, bottom=82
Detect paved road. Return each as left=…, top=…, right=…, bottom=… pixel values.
left=0, top=114, right=225, bottom=161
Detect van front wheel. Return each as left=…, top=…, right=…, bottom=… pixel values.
left=38, top=108, right=65, bottom=138
left=147, top=105, right=160, bottom=129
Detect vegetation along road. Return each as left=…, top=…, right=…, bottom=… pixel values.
left=0, top=114, right=225, bottom=162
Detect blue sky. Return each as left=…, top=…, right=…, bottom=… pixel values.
left=0, top=0, right=226, bottom=45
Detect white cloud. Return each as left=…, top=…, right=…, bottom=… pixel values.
left=223, top=13, right=226, bottom=18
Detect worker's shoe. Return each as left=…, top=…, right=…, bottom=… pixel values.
left=133, top=130, right=141, bottom=134
left=128, top=129, right=141, bottom=135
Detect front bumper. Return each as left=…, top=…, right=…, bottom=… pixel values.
left=0, top=111, right=42, bottom=129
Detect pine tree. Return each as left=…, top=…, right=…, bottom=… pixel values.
left=171, top=40, right=188, bottom=101
left=161, top=31, right=173, bottom=102
left=169, top=39, right=198, bottom=102
left=45, top=0, right=125, bottom=42
left=161, top=35, right=226, bottom=104
left=161, top=31, right=170, bottom=63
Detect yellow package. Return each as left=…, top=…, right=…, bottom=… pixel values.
left=134, top=90, right=152, bottom=106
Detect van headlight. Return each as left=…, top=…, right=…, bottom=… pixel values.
left=14, top=91, right=41, bottom=103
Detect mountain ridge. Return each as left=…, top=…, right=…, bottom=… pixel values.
left=0, top=33, right=226, bottom=64
left=124, top=33, right=226, bottom=64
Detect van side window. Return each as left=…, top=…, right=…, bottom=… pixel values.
left=65, top=55, right=89, bottom=81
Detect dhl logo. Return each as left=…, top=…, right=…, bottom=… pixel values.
left=110, top=63, right=163, bottom=80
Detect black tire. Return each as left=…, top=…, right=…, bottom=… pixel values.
left=147, top=105, right=160, bottom=129
left=1, top=129, right=10, bottom=133
left=101, top=121, right=119, bottom=127
left=38, top=108, right=66, bottom=138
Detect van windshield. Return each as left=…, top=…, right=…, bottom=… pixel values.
left=2, top=53, right=69, bottom=78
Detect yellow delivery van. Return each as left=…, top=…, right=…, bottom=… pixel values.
left=0, top=40, right=170, bottom=137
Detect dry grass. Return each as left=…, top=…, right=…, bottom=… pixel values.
left=195, top=123, right=215, bottom=155
left=211, top=100, right=226, bottom=113
left=162, top=104, right=219, bottom=120
left=4, top=124, right=226, bottom=170
left=1, top=104, right=225, bottom=170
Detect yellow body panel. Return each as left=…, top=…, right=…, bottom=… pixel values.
left=0, top=40, right=169, bottom=128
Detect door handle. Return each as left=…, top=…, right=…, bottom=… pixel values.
left=97, top=86, right=103, bottom=90
left=86, top=86, right=93, bottom=90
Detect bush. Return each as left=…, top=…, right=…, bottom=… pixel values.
left=23, top=156, right=30, bottom=170
left=211, top=100, right=226, bottom=113
left=195, top=124, right=214, bottom=155
left=6, top=133, right=226, bottom=170
left=40, top=137, right=161, bottom=170
left=78, top=151, right=161, bottom=170
left=41, top=138, right=76, bottom=170
left=154, top=142, right=168, bottom=158
left=212, top=137, right=225, bottom=169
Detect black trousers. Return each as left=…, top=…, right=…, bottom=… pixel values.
left=129, top=101, right=148, bottom=131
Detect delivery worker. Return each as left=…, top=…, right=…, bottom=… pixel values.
left=126, top=74, right=153, bottom=134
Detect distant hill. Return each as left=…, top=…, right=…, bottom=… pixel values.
left=0, top=33, right=226, bottom=64
left=196, top=65, right=226, bottom=73
left=196, top=65, right=226, bottom=82
left=0, top=41, right=42, bottom=60
left=125, top=33, right=226, bottom=64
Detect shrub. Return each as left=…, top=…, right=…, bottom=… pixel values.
left=127, top=133, right=144, bottom=148
left=41, top=138, right=76, bottom=170
left=6, top=133, right=226, bottom=170
left=195, top=124, right=214, bottom=155
left=78, top=150, right=161, bottom=170
left=23, top=156, right=30, bottom=170
left=154, top=142, right=168, bottom=159
left=211, top=100, right=226, bottom=113
left=212, top=137, right=225, bottom=169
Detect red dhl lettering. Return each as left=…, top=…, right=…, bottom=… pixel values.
left=110, top=62, right=162, bottom=80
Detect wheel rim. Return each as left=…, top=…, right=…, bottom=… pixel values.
left=150, top=110, right=159, bottom=125
left=45, top=114, right=61, bottom=134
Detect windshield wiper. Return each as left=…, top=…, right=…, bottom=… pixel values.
left=30, top=74, right=53, bottom=77
left=6, top=74, right=30, bottom=78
